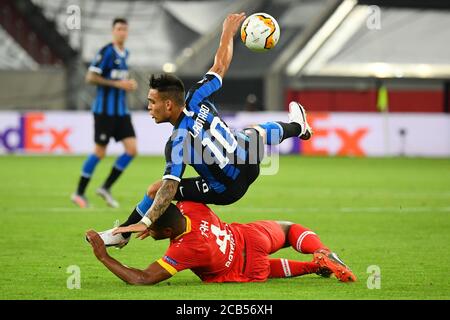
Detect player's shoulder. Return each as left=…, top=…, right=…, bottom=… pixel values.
left=98, top=43, right=114, bottom=55
left=177, top=201, right=213, bottom=219
left=92, top=43, right=114, bottom=63
left=177, top=201, right=210, bottom=212
left=169, top=114, right=190, bottom=136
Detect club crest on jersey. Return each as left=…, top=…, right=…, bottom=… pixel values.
left=190, top=104, right=209, bottom=138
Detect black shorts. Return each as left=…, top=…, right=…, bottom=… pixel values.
left=174, top=164, right=260, bottom=205
left=94, top=114, right=136, bottom=146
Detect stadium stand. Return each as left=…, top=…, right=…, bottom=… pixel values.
left=0, top=0, right=449, bottom=112
left=0, top=26, right=37, bottom=70
left=285, top=3, right=450, bottom=113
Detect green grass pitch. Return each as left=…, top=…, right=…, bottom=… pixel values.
left=0, top=155, right=449, bottom=300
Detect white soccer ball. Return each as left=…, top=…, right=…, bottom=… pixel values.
left=240, top=12, right=280, bottom=52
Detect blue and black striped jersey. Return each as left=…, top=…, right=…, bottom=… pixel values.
left=163, top=72, right=250, bottom=193
left=89, top=43, right=130, bottom=116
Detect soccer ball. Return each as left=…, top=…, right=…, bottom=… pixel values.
left=240, top=13, right=280, bottom=52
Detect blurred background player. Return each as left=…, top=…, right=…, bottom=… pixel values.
left=86, top=201, right=356, bottom=285
left=71, top=18, right=138, bottom=209
left=102, top=13, right=312, bottom=244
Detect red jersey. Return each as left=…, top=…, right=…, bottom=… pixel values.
left=156, top=201, right=249, bottom=283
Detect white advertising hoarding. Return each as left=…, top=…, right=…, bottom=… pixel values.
left=0, top=111, right=449, bottom=157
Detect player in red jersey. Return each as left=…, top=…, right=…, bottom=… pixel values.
left=86, top=201, right=356, bottom=284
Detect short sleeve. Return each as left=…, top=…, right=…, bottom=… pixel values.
left=88, top=47, right=113, bottom=75
left=185, top=72, right=222, bottom=112
left=162, top=132, right=186, bottom=182
left=157, top=243, right=205, bottom=274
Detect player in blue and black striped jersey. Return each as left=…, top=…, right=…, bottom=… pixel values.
left=71, top=18, right=138, bottom=209
left=99, top=13, right=312, bottom=246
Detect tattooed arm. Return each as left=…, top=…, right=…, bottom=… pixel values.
left=112, top=179, right=179, bottom=236
left=147, top=179, right=179, bottom=222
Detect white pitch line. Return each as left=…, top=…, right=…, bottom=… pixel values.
left=3, top=206, right=450, bottom=214
left=2, top=207, right=113, bottom=213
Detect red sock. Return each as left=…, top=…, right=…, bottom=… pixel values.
left=288, top=224, right=327, bottom=254
left=269, top=259, right=319, bottom=278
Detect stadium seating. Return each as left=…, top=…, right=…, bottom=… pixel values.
left=0, top=27, right=37, bottom=70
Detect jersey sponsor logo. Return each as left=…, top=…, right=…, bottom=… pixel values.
left=110, top=69, right=129, bottom=80
left=190, top=104, right=210, bottom=138
left=163, top=255, right=178, bottom=266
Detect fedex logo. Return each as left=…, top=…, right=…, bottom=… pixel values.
left=301, top=113, right=369, bottom=156
left=0, top=113, right=71, bottom=153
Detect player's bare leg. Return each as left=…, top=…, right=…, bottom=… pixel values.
left=97, top=137, right=137, bottom=208
left=71, top=144, right=106, bottom=208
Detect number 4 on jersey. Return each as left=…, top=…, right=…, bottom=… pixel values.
left=211, top=224, right=231, bottom=254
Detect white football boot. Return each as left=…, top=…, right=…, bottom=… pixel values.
left=96, top=187, right=119, bottom=208
left=288, top=101, right=313, bottom=140
left=96, top=228, right=129, bottom=249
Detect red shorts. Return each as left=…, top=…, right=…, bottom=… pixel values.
left=231, top=221, right=286, bottom=282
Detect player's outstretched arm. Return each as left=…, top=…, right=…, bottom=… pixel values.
left=86, top=230, right=172, bottom=285
left=208, top=12, right=246, bottom=79
left=112, top=179, right=179, bottom=237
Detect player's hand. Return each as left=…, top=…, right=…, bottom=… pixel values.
left=112, top=223, right=147, bottom=235
left=115, top=79, right=138, bottom=91
left=222, top=12, right=246, bottom=36
left=136, top=229, right=152, bottom=240
left=86, top=230, right=107, bottom=260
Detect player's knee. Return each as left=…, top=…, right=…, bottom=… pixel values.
left=147, top=180, right=162, bottom=198
left=95, top=149, right=106, bottom=159
left=248, top=125, right=266, bottom=144
left=126, top=147, right=138, bottom=157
